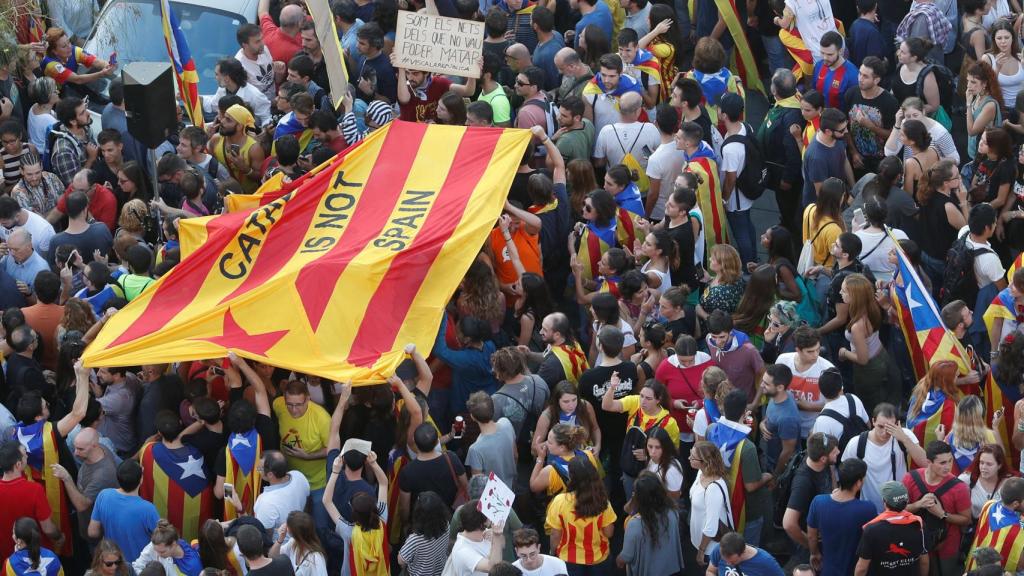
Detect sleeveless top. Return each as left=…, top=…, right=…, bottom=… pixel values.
left=641, top=259, right=671, bottom=296
left=918, top=193, right=960, bottom=259
left=985, top=53, right=1024, bottom=108
left=960, top=26, right=991, bottom=61
left=893, top=66, right=922, bottom=105
left=212, top=136, right=259, bottom=193
left=968, top=95, right=1001, bottom=159
left=846, top=327, right=883, bottom=356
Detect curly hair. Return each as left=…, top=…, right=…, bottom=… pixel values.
left=61, top=297, right=96, bottom=335
left=118, top=199, right=149, bottom=236
left=457, top=260, right=504, bottom=326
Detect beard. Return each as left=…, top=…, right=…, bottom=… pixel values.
left=219, top=124, right=237, bottom=137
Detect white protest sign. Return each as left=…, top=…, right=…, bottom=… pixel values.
left=394, top=10, right=483, bottom=78
left=478, top=472, right=515, bottom=525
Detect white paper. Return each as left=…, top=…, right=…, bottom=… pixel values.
left=478, top=472, right=515, bottom=525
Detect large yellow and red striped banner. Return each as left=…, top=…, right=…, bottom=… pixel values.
left=83, top=121, right=531, bottom=383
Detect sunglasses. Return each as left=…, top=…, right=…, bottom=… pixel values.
left=103, top=559, right=124, bottom=567
left=583, top=204, right=593, bottom=212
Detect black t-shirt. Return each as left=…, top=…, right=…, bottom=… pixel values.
left=214, top=414, right=278, bottom=477
left=339, top=404, right=396, bottom=465
left=577, top=362, right=639, bottom=466
left=856, top=519, right=926, bottom=576
left=326, top=448, right=375, bottom=522
left=662, top=311, right=697, bottom=342
left=826, top=261, right=876, bottom=320
left=398, top=451, right=466, bottom=510
left=844, top=87, right=898, bottom=161
left=786, top=461, right=834, bottom=530
left=249, top=555, right=296, bottom=576
left=663, top=218, right=699, bottom=291
left=975, top=157, right=1015, bottom=204
left=182, top=427, right=228, bottom=479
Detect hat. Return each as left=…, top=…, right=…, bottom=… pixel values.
left=365, top=100, right=394, bottom=128
left=880, top=481, right=909, bottom=509
left=719, top=93, right=744, bottom=122
left=341, top=438, right=371, bottom=456
left=225, top=104, right=255, bottom=131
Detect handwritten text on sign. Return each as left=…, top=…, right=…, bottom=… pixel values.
left=394, top=11, right=483, bottom=78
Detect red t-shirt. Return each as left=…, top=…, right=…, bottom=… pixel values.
left=260, top=13, right=302, bottom=64
left=57, top=184, right=118, bottom=231
left=901, top=469, right=971, bottom=559
left=399, top=76, right=452, bottom=123
left=0, top=477, right=53, bottom=559
left=656, top=355, right=713, bottom=434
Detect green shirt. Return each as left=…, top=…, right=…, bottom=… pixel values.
left=478, top=85, right=512, bottom=124
left=740, top=440, right=769, bottom=521
left=556, top=118, right=595, bottom=165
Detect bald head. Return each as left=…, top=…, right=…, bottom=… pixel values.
left=555, top=47, right=582, bottom=73
left=619, top=91, right=643, bottom=118
left=507, top=43, right=531, bottom=71
left=6, top=228, right=33, bottom=263
left=73, top=427, right=103, bottom=462
left=279, top=4, right=305, bottom=30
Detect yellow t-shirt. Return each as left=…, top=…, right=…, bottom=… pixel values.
left=272, top=396, right=332, bottom=489
left=620, top=395, right=681, bottom=445
left=802, top=204, right=842, bottom=267
left=545, top=492, right=617, bottom=564
left=546, top=450, right=602, bottom=496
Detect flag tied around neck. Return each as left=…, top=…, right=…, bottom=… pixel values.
left=83, top=121, right=532, bottom=383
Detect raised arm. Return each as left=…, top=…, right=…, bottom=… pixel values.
left=367, top=451, right=389, bottom=503
left=392, top=374, right=423, bottom=449
left=57, top=359, right=91, bottom=437
left=327, top=381, right=353, bottom=453
left=231, top=353, right=271, bottom=417
left=323, top=456, right=344, bottom=525
left=534, top=125, right=565, bottom=184
left=601, top=371, right=626, bottom=413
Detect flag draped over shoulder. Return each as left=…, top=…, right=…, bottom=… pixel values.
left=685, top=143, right=729, bottom=250
left=1008, top=252, right=1023, bottom=284
left=84, top=122, right=532, bottom=384
left=159, top=0, right=202, bottom=127
left=139, top=442, right=214, bottom=542
left=707, top=418, right=749, bottom=532
left=3, top=548, right=64, bottom=576
left=223, top=428, right=262, bottom=520
left=906, top=389, right=955, bottom=446
left=889, top=238, right=971, bottom=380
left=967, top=501, right=1024, bottom=573
left=10, top=421, right=71, bottom=556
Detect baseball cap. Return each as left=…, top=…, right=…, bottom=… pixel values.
left=719, top=93, right=744, bottom=122
left=880, top=481, right=909, bottom=509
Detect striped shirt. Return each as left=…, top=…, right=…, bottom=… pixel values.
left=545, top=493, right=617, bottom=565
left=2, top=142, right=30, bottom=186
left=398, top=533, right=449, bottom=576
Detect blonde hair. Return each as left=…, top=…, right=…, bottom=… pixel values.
left=701, top=366, right=730, bottom=399
left=710, top=244, right=742, bottom=284
left=151, top=520, right=179, bottom=546
left=691, top=440, right=728, bottom=478
left=950, top=395, right=988, bottom=449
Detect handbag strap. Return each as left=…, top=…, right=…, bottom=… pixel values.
left=442, top=452, right=467, bottom=499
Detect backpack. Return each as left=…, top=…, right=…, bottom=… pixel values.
left=620, top=411, right=670, bottom=478
left=722, top=123, right=766, bottom=201
left=938, top=234, right=994, bottom=306
left=521, top=96, right=557, bottom=137
left=855, top=431, right=905, bottom=481
left=611, top=124, right=652, bottom=196
left=493, top=374, right=545, bottom=443
left=919, top=63, right=956, bottom=112
left=772, top=448, right=807, bottom=527
left=44, top=122, right=76, bottom=172
left=820, top=395, right=869, bottom=459
left=908, top=469, right=960, bottom=551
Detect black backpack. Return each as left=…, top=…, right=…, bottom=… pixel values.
left=855, top=431, right=905, bottom=481
left=939, top=234, right=994, bottom=306
left=772, top=448, right=806, bottom=527
left=908, top=469, right=960, bottom=551
left=918, top=63, right=956, bottom=114
left=620, top=411, right=670, bottom=478
left=820, top=395, right=869, bottom=460
left=722, top=123, right=766, bottom=201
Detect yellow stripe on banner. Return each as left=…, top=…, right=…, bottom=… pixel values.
left=317, top=124, right=462, bottom=366
left=178, top=215, right=217, bottom=258
left=153, top=456, right=170, bottom=527
left=385, top=128, right=528, bottom=373
left=305, top=0, right=348, bottom=110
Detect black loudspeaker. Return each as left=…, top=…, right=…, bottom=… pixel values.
left=123, top=62, right=178, bottom=149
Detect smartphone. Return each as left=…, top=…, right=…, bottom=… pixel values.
left=64, top=250, right=77, bottom=269
left=230, top=143, right=241, bottom=155
left=109, top=51, right=117, bottom=66
left=223, top=483, right=234, bottom=498
left=212, top=367, right=225, bottom=376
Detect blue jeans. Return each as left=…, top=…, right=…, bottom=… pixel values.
left=743, top=515, right=764, bottom=547
left=726, top=209, right=757, bottom=266
left=761, top=34, right=794, bottom=78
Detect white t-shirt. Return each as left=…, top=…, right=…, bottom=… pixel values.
left=841, top=430, right=918, bottom=513
left=855, top=227, right=908, bottom=282
left=645, top=141, right=687, bottom=220
left=958, top=472, right=1003, bottom=520
left=444, top=533, right=493, bottom=576
left=590, top=93, right=626, bottom=136
left=720, top=124, right=753, bottom=212
left=690, top=206, right=705, bottom=267
left=512, top=555, right=570, bottom=576
left=784, top=0, right=837, bottom=62
left=0, top=210, right=55, bottom=255
left=688, top=472, right=732, bottom=549
left=775, top=353, right=836, bottom=438
left=281, top=540, right=328, bottom=576
left=235, top=46, right=277, bottom=102
left=810, top=393, right=869, bottom=440
left=646, top=458, right=684, bottom=493
left=254, top=470, right=311, bottom=532
left=593, top=318, right=637, bottom=363
left=959, top=227, right=1006, bottom=289
left=593, top=122, right=661, bottom=169
left=28, top=109, right=57, bottom=153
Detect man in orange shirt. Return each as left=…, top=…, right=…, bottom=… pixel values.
left=489, top=202, right=543, bottom=306
left=21, top=270, right=64, bottom=371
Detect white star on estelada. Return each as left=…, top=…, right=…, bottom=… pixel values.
left=16, top=427, right=35, bottom=450
left=993, top=505, right=1006, bottom=524
left=176, top=455, right=206, bottom=480
left=23, top=555, right=52, bottom=574
left=230, top=434, right=252, bottom=449
left=905, top=280, right=922, bottom=311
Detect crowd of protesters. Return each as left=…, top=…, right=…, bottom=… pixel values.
left=4, top=0, right=1024, bottom=575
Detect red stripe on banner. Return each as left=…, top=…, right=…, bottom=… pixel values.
left=585, top=229, right=602, bottom=278
left=695, top=158, right=724, bottom=242
left=346, top=130, right=502, bottom=366
left=109, top=211, right=252, bottom=347
left=165, top=466, right=185, bottom=534
left=296, top=123, right=429, bottom=332
left=218, top=171, right=329, bottom=303
left=921, top=327, right=946, bottom=359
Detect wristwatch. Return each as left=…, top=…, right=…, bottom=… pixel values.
left=942, top=512, right=949, bottom=520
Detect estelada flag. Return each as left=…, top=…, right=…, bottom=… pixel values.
left=139, top=442, right=214, bottom=542
left=685, top=143, right=730, bottom=251
left=223, top=428, right=262, bottom=520
left=10, top=421, right=71, bottom=556
left=707, top=417, right=750, bottom=532
left=966, top=500, right=1024, bottom=573
left=83, top=122, right=531, bottom=383
left=906, top=389, right=955, bottom=446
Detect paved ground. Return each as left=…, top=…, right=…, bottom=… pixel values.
left=741, top=90, right=781, bottom=262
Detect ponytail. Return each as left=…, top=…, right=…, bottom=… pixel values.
left=13, top=518, right=41, bottom=570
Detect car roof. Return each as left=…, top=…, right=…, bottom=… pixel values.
left=171, top=0, right=258, bottom=19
